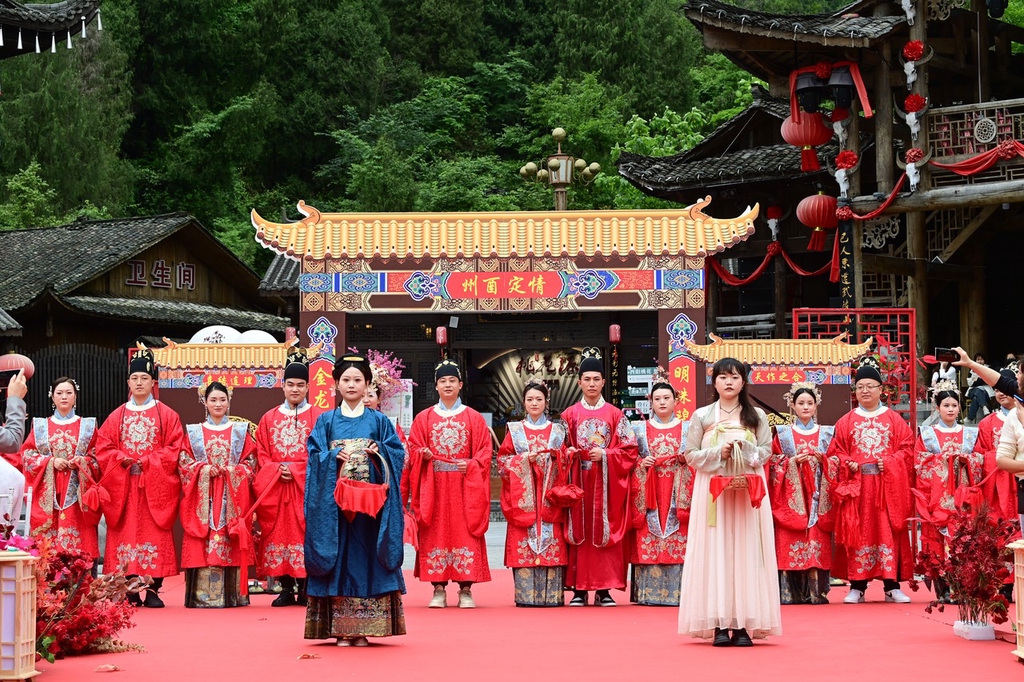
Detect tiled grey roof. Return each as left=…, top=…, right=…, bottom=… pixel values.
left=0, top=213, right=194, bottom=310
left=685, top=0, right=904, bottom=46
left=0, top=308, right=21, bottom=334
left=675, top=84, right=789, bottom=164
left=0, top=1, right=101, bottom=59
left=619, top=140, right=848, bottom=194
left=259, top=253, right=300, bottom=295
left=61, top=296, right=291, bottom=334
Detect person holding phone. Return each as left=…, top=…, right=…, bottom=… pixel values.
left=952, top=347, right=1022, bottom=400
left=0, top=370, right=29, bottom=523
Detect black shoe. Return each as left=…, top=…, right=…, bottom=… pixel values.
left=712, top=628, right=732, bottom=647
left=568, top=591, right=587, bottom=606
left=731, top=629, right=753, bottom=647
left=271, top=591, right=296, bottom=607
left=127, top=592, right=143, bottom=607
left=143, top=591, right=165, bottom=608
left=595, top=591, right=616, bottom=607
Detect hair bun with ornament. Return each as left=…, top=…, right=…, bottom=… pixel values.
left=648, top=366, right=682, bottom=402
left=931, top=378, right=960, bottom=403
left=784, top=381, right=822, bottom=409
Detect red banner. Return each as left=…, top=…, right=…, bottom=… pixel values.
left=308, top=359, right=336, bottom=417
left=445, top=272, right=562, bottom=299
left=668, top=355, right=698, bottom=422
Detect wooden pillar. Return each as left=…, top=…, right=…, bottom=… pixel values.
left=960, top=258, right=988, bottom=362
left=873, top=38, right=894, bottom=193
left=705, top=266, right=719, bottom=335
left=907, top=0, right=930, bottom=363
left=974, top=0, right=991, bottom=101
left=774, top=256, right=786, bottom=337
left=847, top=103, right=864, bottom=308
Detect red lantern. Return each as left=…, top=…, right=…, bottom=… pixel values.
left=796, top=192, right=838, bottom=251
left=609, top=324, right=621, bottom=344
left=435, top=326, right=447, bottom=346
left=0, top=352, right=34, bottom=379
left=781, top=114, right=833, bottom=172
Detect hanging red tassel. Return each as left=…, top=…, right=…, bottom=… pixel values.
left=800, top=146, right=821, bottom=172
left=807, top=228, right=826, bottom=251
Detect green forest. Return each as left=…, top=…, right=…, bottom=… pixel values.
left=0, top=0, right=1005, bottom=273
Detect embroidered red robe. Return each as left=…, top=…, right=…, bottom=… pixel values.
left=179, top=422, right=257, bottom=568
left=95, top=401, right=184, bottom=577
left=768, top=425, right=838, bottom=571
left=407, top=403, right=492, bottom=583
left=975, top=410, right=1018, bottom=526
left=561, top=399, right=638, bottom=591
left=826, top=406, right=914, bottom=582
left=914, top=424, right=983, bottom=557
left=497, top=420, right=568, bottom=568
left=21, top=416, right=101, bottom=558
left=254, top=404, right=314, bottom=577
left=628, top=419, right=692, bottom=565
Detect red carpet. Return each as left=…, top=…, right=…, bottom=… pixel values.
left=35, top=571, right=1023, bottom=681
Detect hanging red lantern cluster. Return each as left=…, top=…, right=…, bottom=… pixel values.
left=797, top=192, right=838, bottom=251
left=781, top=114, right=833, bottom=172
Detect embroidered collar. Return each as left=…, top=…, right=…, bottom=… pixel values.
left=580, top=397, right=606, bottom=411
left=793, top=420, right=819, bottom=434
left=204, top=419, right=233, bottom=431
left=649, top=414, right=679, bottom=428
left=524, top=414, right=549, bottom=428
left=125, top=396, right=157, bottom=412
left=281, top=399, right=310, bottom=412
left=854, top=405, right=888, bottom=418
left=340, top=402, right=365, bottom=418
left=206, top=416, right=231, bottom=427
left=52, top=409, right=78, bottom=422
left=934, top=421, right=962, bottom=432
left=434, top=398, right=465, bottom=416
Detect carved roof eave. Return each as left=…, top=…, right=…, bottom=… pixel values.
left=684, top=332, right=874, bottom=366
left=250, top=199, right=760, bottom=261
left=685, top=1, right=904, bottom=51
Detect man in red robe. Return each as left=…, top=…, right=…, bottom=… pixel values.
left=407, top=358, right=492, bottom=609
left=254, top=351, right=314, bottom=606
left=560, top=347, right=638, bottom=606
left=826, top=358, right=914, bottom=604
left=95, top=349, right=184, bottom=608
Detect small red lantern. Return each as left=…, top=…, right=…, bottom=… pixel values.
left=796, top=192, right=839, bottom=251
left=609, top=324, right=621, bottom=344
left=781, top=114, right=834, bottom=172
left=0, top=352, right=34, bottom=379
left=435, top=326, right=447, bottom=346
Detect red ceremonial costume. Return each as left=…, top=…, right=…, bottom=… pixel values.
left=497, top=419, right=569, bottom=606
left=769, top=424, right=838, bottom=604
left=254, top=402, right=315, bottom=578
left=914, top=424, right=982, bottom=564
left=21, top=415, right=101, bottom=558
left=826, top=406, right=915, bottom=583
left=561, top=398, right=638, bottom=592
left=975, top=409, right=1018, bottom=526
left=95, top=399, right=184, bottom=577
left=407, top=401, right=492, bottom=584
left=178, top=421, right=257, bottom=607
left=628, top=418, right=693, bottom=605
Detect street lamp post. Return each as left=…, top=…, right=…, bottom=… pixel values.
left=520, top=128, right=601, bottom=210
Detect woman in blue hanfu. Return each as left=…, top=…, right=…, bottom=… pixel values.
left=304, top=354, right=406, bottom=647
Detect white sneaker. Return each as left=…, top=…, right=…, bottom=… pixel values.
left=844, top=589, right=866, bottom=604
left=429, top=585, right=447, bottom=608
left=885, top=588, right=911, bottom=603
left=458, top=587, right=476, bottom=609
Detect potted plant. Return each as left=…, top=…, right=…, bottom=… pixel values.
left=913, top=501, right=1015, bottom=640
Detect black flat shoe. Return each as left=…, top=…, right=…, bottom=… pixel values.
left=712, top=628, right=732, bottom=647
left=271, top=592, right=296, bottom=607
left=127, top=592, right=143, bottom=607
left=143, top=591, right=165, bottom=609
left=731, top=629, right=753, bottom=647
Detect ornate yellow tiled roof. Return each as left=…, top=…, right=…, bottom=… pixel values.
left=250, top=198, right=758, bottom=260
left=145, top=338, right=295, bottom=370
left=684, top=333, right=873, bottom=366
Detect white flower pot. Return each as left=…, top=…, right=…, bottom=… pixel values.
left=953, top=620, right=996, bottom=641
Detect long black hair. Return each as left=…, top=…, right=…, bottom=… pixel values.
left=710, top=357, right=761, bottom=432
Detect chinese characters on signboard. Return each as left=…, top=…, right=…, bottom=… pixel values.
left=126, top=259, right=196, bottom=290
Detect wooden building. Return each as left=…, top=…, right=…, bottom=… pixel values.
left=0, top=213, right=289, bottom=420
left=619, top=0, right=1024, bottom=365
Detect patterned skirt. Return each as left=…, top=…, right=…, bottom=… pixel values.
left=304, top=593, right=407, bottom=639
left=778, top=568, right=830, bottom=605
left=184, top=567, right=250, bottom=608
left=630, top=564, right=682, bottom=606
left=513, top=567, right=564, bottom=606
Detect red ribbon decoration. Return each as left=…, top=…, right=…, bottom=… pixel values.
left=708, top=240, right=836, bottom=287
left=708, top=474, right=766, bottom=508
left=930, top=139, right=1024, bottom=175
left=790, top=60, right=874, bottom=122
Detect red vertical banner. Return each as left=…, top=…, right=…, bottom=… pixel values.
left=668, top=355, right=697, bottom=422
left=659, top=307, right=705, bottom=423
left=308, top=358, right=336, bottom=418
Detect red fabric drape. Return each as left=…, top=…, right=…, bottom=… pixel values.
left=930, top=139, right=1024, bottom=175
left=708, top=240, right=836, bottom=287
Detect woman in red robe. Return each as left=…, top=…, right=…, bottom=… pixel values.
left=21, top=377, right=101, bottom=560
left=914, top=381, right=982, bottom=602
left=628, top=370, right=692, bottom=606
left=497, top=379, right=569, bottom=606
left=179, top=382, right=257, bottom=608
left=768, top=382, right=838, bottom=605
left=975, top=370, right=1019, bottom=528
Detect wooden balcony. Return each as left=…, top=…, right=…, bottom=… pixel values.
left=927, top=98, right=1024, bottom=188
